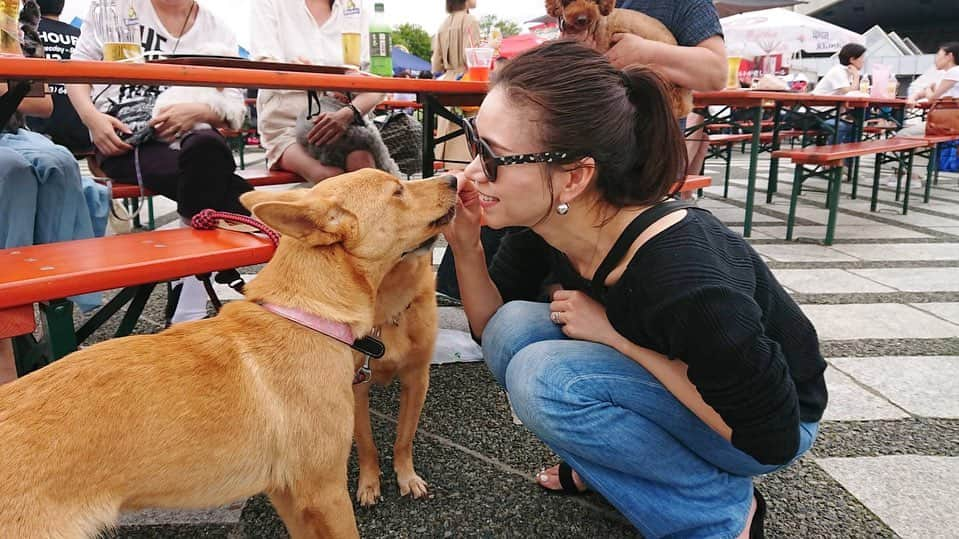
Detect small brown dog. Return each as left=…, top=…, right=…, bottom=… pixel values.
left=545, top=0, right=693, bottom=116
left=351, top=248, right=437, bottom=506
left=0, top=169, right=457, bottom=538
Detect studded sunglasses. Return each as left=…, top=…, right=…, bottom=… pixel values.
left=461, top=117, right=584, bottom=181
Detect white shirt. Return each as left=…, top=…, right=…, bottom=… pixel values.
left=941, top=65, right=959, bottom=98
left=73, top=0, right=242, bottom=112
left=250, top=0, right=371, bottom=67
left=813, top=64, right=854, bottom=96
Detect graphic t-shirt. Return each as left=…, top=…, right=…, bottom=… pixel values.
left=72, top=0, right=242, bottom=134
left=26, top=17, right=93, bottom=153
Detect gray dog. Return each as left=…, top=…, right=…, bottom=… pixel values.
left=295, top=94, right=401, bottom=177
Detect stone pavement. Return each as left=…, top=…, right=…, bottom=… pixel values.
left=75, top=148, right=957, bottom=538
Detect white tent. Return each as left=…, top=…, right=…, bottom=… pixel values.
left=721, top=8, right=864, bottom=57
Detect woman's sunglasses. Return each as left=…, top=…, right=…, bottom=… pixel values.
left=461, top=117, right=581, bottom=181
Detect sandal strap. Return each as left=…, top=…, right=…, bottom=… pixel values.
left=557, top=462, right=581, bottom=494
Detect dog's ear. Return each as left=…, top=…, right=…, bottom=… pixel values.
left=249, top=197, right=356, bottom=247
left=545, top=0, right=562, bottom=19
left=597, top=0, right=614, bottom=16
left=239, top=189, right=305, bottom=212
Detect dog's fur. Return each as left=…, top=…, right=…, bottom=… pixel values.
left=351, top=249, right=437, bottom=505
left=296, top=95, right=401, bottom=177
left=0, top=169, right=457, bottom=538
left=546, top=0, right=693, bottom=117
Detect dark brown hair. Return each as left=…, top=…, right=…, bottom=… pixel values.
left=838, top=43, right=866, bottom=66
left=446, top=0, right=468, bottom=13
left=941, top=42, right=959, bottom=65
left=490, top=40, right=687, bottom=209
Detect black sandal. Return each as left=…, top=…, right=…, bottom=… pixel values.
left=750, top=486, right=767, bottom=539
left=540, top=461, right=587, bottom=495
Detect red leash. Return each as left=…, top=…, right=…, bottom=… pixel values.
left=191, top=209, right=281, bottom=246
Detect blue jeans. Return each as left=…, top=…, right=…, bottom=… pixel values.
left=0, top=129, right=100, bottom=312
left=482, top=301, right=819, bottom=538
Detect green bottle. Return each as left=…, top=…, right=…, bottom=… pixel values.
left=369, top=2, right=393, bottom=76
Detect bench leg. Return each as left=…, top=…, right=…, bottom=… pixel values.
left=902, top=150, right=915, bottom=215
left=12, top=334, right=49, bottom=377
left=824, top=167, right=841, bottom=246
left=871, top=153, right=882, bottom=212
left=115, top=284, right=156, bottom=337
left=786, top=165, right=803, bottom=241
left=40, top=299, right=77, bottom=361
left=147, top=197, right=156, bottom=230
left=723, top=143, right=733, bottom=198
left=924, top=145, right=936, bottom=204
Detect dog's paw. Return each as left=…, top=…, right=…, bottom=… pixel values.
left=397, top=472, right=429, bottom=499
left=356, top=477, right=382, bottom=507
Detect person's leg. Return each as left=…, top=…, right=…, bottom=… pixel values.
left=345, top=149, right=376, bottom=171
left=0, top=338, right=15, bottom=385
left=277, top=143, right=344, bottom=184
left=484, top=301, right=817, bottom=537
left=176, top=129, right=253, bottom=218
left=5, top=131, right=101, bottom=312
left=80, top=177, right=110, bottom=238
left=0, top=145, right=39, bottom=248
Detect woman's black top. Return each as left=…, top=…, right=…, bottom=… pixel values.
left=488, top=206, right=827, bottom=465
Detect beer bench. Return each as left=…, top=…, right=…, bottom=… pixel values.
left=772, top=138, right=930, bottom=245
left=0, top=228, right=275, bottom=375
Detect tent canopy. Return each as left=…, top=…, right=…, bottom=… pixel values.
left=391, top=46, right=431, bottom=75
left=722, top=7, right=863, bottom=57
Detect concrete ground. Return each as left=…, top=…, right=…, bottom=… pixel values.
left=67, top=147, right=958, bottom=538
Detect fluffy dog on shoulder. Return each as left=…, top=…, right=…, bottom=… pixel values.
left=545, top=0, right=693, bottom=117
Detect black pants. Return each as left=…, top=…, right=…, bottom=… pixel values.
left=98, top=129, right=253, bottom=218
left=436, top=226, right=514, bottom=300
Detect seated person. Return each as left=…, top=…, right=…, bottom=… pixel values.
left=0, top=82, right=99, bottom=384
left=28, top=0, right=109, bottom=236
left=67, top=0, right=252, bottom=325
left=250, top=0, right=384, bottom=183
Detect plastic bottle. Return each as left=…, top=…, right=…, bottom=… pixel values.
left=340, top=0, right=363, bottom=67
left=369, top=2, right=392, bottom=76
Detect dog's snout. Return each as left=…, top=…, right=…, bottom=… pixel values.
left=444, top=175, right=458, bottom=191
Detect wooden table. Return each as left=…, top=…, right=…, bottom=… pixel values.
left=0, top=57, right=488, bottom=177
left=692, top=90, right=908, bottom=237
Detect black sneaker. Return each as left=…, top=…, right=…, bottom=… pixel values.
left=435, top=291, right=462, bottom=307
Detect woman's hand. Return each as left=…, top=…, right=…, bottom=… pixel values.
left=442, top=172, right=483, bottom=252
left=150, top=103, right=214, bottom=142
left=606, top=33, right=653, bottom=70
left=550, top=290, right=620, bottom=347
left=87, top=111, right=133, bottom=156
left=307, top=107, right=353, bottom=146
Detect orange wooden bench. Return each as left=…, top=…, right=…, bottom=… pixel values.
left=772, top=138, right=930, bottom=245
left=0, top=228, right=275, bottom=374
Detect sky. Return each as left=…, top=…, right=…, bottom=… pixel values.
left=60, top=0, right=546, bottom=49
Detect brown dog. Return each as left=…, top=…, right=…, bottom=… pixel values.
left=545, top=0, right=693, bottom=116
left=352, top=249, right=437, bottom=506
left=0, top=169, right=457, bottom=538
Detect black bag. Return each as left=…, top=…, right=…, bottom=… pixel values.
left=378, top=111, right=423, bottom=177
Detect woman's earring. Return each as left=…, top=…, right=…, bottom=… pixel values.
left=556, top=202, right=570, bottom=215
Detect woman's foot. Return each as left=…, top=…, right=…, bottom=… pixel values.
left=537, top=462, right=588, bottom=494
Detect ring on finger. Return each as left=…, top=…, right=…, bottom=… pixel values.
left=550, top=311, right=562, bottom=324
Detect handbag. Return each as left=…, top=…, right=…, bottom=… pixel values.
left=377, top=111, right=423, bottom=177
left=925, top=97, right=959, bottom=136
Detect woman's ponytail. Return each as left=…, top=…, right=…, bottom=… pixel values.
left=621, top=66, right=688, bottom=200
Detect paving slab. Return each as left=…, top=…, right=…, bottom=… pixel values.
left=772, top=269, right=896, bottom=294
left=829, top=356, right=959, bottom=418
left=821, top=366, right=909, bottom=421
left=872, top=211, right=959, bottom=227
left=799, top=304, right=959, bottom=340
left=816, top=456, right=959, bottom=539
left=911, top=302, right=959, bottom=325
left=753, top=244, right=860, bottom=263
left=830, top=243, right=959, bottom=261
left=792, top=207, right=878, bottom=226
left=929, top=226, right=959, bottom=237
left=848, top=268, right=959, bottom=292
left=755, top=224, right=931, bottom=241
